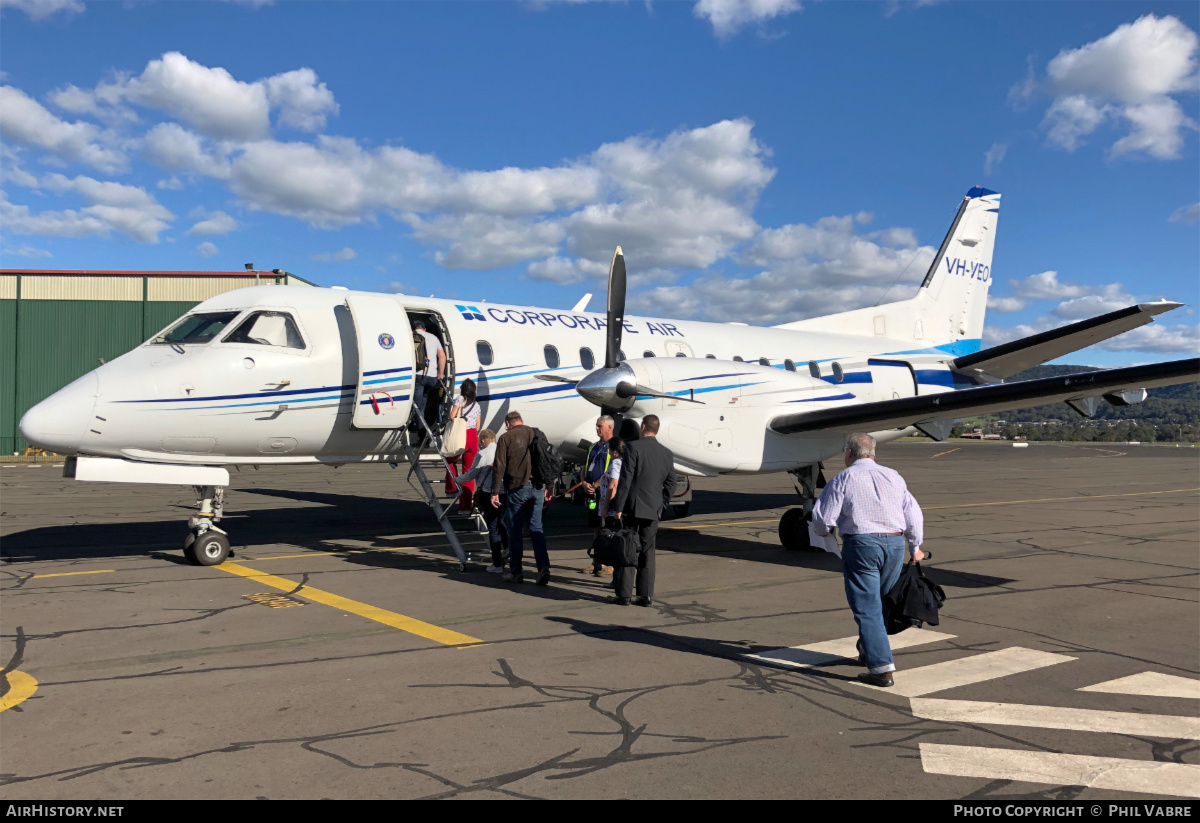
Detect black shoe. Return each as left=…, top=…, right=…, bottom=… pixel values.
left=607, top=596, right=630, bottom=606
left=536, top=568, right=550, bottom=586
left=857, top=671, right=894, bottom=688
left=632, top=596, right=652, bottom=607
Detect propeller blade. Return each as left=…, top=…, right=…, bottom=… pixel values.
left=615, top=382, right=705, bottom=404
left=534, top=374, right=579, bottom=384
left=606, top=246, right=626, bottom=369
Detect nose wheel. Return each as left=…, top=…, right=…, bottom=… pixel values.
left=182, top=484, right=231, bottom=566
left=184, top=528, right=231, bottom=566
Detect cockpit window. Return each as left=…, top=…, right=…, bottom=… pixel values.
left=224, top=311, right=305, bottom=349
left=154, top=312, right=241, bottom=345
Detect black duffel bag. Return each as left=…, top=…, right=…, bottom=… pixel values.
left=884, top=561, right=946, bottom=635
left=589, top=524, right=641, bottom=567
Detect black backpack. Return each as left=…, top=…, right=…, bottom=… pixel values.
left=883, top=562, right=946, bottom=635
left=529, top=427, right=564, bottom=488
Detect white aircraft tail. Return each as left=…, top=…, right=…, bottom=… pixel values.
left=776, top=186, right=1000, bottom=355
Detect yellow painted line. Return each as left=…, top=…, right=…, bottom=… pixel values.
left=243, top=547, right=417, bottom=562
left=216, top=562, right=482, bottom=647
left=32, top=569, right=115, bottom=578
left=0, top=671, right=38, bottom=712
left=664, top=518, right=778, bottom=531
left=925, top=487, right=1200, bottom=511
left=930, top=448, right=961, bottom=459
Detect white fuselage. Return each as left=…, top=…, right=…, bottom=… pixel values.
left=22, top=285, right=970, bottom=475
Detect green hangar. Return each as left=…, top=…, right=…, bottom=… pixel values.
left=1, top=268, right=314, bottom=455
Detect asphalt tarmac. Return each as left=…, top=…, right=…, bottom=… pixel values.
left=2, top=442, right=1197, bottom=800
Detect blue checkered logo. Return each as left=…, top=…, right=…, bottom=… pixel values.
left=456, top=304, right=486, bottom=321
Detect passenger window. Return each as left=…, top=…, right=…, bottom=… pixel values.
left=155, top=311, right=240, bottom=345
left=223, top=311, right=305, bottom=349
left=643, top=350, right=656, bottom=358
left=784, top=359, right=796, bottom=372
left=580, top=347, right=594, bottom=370
left=705, top=354, right=715, bottom=359
left=675, top=352, right=686, bottom=357
left=759, top=357, right=770, bottom=366
left=733, top=356, right=743, bottom=362
left=477, top=340, right=494, bottom=366
left=544, top=345, right=560, bottom=369
left=832, top=362, right=845, bottom=383
left=619, top=349, right=626, bottom=362
left=808, top=360, right=821, bottom=378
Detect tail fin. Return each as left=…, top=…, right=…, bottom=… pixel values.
left=775, top=186, right=1000, bottom=355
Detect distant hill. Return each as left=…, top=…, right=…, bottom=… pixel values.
left=957, top=363, right=1199, bottom=442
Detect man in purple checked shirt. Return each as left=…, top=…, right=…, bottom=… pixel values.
left=813, top=432, right=926, bottom=688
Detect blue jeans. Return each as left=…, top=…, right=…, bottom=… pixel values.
left=505, top=483, right=548, bottom=575
left=841, top=534, right=906, bottom=674
left=411, top=374, right=438, bottom=426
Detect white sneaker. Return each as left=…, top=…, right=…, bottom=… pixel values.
left=486, top=565, right=505, bottom=574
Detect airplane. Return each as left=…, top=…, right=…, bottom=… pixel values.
left=18, top=185, right=1199, bottom=568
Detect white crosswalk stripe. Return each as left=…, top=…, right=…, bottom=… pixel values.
left=745, top=628, right=955, bottom=669
left=1079, top=671, right=1200, bottom=700
left=854, top=647, right=1075, bottom=697
left=911, top=698, right=1200, bottom=739
left=919, top=744, right=1200, bottom=799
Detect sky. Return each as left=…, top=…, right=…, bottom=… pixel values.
left=0, top=0, right=1197, bottom=366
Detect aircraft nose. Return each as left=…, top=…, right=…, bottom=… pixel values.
left=18, top=372, right=99, bottom=454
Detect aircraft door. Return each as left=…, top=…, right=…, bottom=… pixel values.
left=867, top=359, right=917, bottom=401
left=665, top=340, right=694, bottom=358
left=345, top=295, right=415, bottom=430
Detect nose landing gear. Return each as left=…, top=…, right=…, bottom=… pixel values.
left=779, top=463, right=826, bottom=552
left=183, top=485, right=231, bottom=566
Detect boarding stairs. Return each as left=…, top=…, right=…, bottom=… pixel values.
left=399, top=412, right=488, bottom=572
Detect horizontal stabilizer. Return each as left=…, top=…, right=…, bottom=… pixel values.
left=955, top=302, right=1182, bottom=378
left=769, top=358, right=1199, bottom=435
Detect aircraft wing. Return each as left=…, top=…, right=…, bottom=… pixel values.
left=953, top=302, right=1182, bottom=379
left=769, top=358, right=1199, bottom=435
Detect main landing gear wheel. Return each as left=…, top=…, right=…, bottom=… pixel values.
left=185, top=530, right=230, bottom=566
left=779, top=507, right=818, bottom=552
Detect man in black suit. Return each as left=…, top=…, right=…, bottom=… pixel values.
left=610, top=414, right=677, bottom=607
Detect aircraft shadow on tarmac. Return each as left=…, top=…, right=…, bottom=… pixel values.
left=2, top=484, right=1015, bottom=592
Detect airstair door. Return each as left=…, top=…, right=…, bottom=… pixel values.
left=346, top=295, right=415, bottom=430
left=867, top=359, right=918, bottom=401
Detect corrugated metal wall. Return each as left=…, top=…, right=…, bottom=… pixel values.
left=1, top=271, right=313, bottom=454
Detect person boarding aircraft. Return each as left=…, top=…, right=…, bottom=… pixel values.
left=19, top=186, right=1199, bottom=566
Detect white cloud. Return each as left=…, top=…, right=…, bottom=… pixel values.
left=409, top=213, right=565, bottom=270
left=693, top=0, right=801, bottom=39
left=987, top=295, right=1026, bottom=313
left=0, top=193, right=108, bottom=239
left=263, top=68, right=338, bottom=132
left=0, top=86, right=126, bottom=173
left=983, top=142, right=1007, bottom=175
left=27, top=173, right=174, bottom=242
left=1169, top=201, right=1200, bottom=223
left=185, top=210, right=237, bottom=236
left=2, top=245, right=52, bottom=258
left=141, top=122, right=232, bottom=178
left=1051, top=283, right=1135, bottom=320
left=0, top=0, right=83, bottom=21
left=157, top=176, right=183, bottom=190
left=59, top=52, right=340, bottom=142
left=527, top=254, right=608, bottom=284
left=631, top=212, right=935, bottom=324
left=1010, top=270, right=1090, bottom=301
left=196, top=241, right=219, bottom=258
left=1097, top=322, right=1199, bottom=353
left=1020, top=15, right=1200, bottom=160
left=311, top=247, right=357, bottom=262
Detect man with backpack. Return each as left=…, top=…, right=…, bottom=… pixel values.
left=490, top=410, right=557, bottom=586
left=812, top=432, right=925, bottom=688
left=411, top=320, right=446, bottom=429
